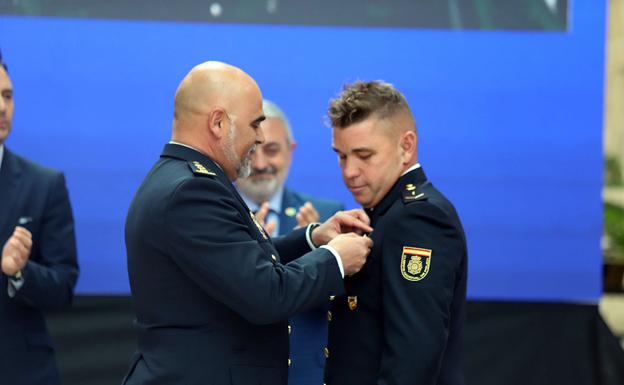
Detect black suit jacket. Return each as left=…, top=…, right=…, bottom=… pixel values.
left=123, top=144, right=344, bottom=385
left=0, top=147, right=79, bottom=385
left=325, top=167, right=467, bottom=385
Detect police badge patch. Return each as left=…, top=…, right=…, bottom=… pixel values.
left=400, top=247, right=432, bottom=281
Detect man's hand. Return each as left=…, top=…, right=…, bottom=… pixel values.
left=328, top=233, right=373, bottom=276
left=2, top=226, right=32, bottom=277
left=311, top=209, right=373, bottom=247
left=254, top=202, right=277, bottom=236
left=295, top=202, right=320, bottom=228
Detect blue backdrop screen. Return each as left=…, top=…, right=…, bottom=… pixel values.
left=0, top=0, right=605, bottom=301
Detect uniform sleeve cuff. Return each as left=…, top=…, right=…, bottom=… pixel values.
left=305, top=223, right=321, bottom=250
left=320, top=245, right=344, bottom=278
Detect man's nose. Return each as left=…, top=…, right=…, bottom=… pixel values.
left=342, top=158, right=360, bottom=179
left=252, top=148, right=269, bottom=170
left=256, top=126, right=265, bottom=145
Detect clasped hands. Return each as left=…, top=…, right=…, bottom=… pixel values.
left=2, top=226, right=32, bottom=277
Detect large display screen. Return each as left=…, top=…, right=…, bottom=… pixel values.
left=0, top=0, right=605, bottom=301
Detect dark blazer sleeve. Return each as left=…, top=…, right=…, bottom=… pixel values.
left=272, top=226, right=314, bottom=264
left=378, top=202, right=464, bottom=385
left=165, top=177, right=344, bottom=325
left=12, top=173, right=79, bottom=310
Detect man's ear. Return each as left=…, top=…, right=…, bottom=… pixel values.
left=400, top=131, right=417, bottom=163
left=207, top=108, right=227, bottom=139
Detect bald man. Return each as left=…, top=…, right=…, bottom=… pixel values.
left=122, top=62, right=373, bottom=385
left=324, top=81, right=468, bottom=385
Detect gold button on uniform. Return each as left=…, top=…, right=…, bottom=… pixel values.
left=324, top=347, right=330, bottom=358
left=271, top=254, right=277, bottom=262
left=288, top=358, right=292, bottom=366
left=329, top=295, right=335, bottom=301
left=288, top=325, right=292, bottom=334
left=327, top=311, right=332, bottom=321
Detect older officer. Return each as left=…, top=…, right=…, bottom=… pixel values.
left=123, top=61, right=373, bottom=385
left=325, top=80, right=468, bottom=385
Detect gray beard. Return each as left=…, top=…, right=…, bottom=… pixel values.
left=236, top=153, right=252, bottom=179
left=238, top=175, right=279, bottom=204
left=224, top=124, right=254, bottom=180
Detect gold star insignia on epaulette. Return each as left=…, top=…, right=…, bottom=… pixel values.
left=402, top=184, right=426, bottom=203
left=284, top=207, right=297, bottom=217
left=188, top=161, right=216, bottom=177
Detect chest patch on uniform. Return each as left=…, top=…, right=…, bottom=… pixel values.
left=188, top=161, right=216, bottom=177
left=402, top=183, right=427, bottom=204
left=401, top=247, right=432, bottom=281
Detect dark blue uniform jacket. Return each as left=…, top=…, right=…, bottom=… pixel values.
left=123, top=144, right=344, bottom=385
left=325, top=167, right=467, bottom=385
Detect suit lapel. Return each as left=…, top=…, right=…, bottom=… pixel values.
left=0, top=149, right=23, bottom=241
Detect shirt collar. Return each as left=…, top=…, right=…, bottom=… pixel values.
left=401, top=162, right=421, bottom=177
left=238, top=184, right=284, bottom=213
left=0, top=144, right=4, bottom=172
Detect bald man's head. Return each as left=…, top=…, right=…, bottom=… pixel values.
left=170, top=61, right=266, bottom=181
left=174, top=61, right=258, bottom=122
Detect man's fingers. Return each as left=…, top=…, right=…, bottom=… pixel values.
left=341, top=209, right=370, bottom=226
left=295, top=212, right=306, bottom=227
left=3, top=239, right=28, bottom=264
left=265, top=220, right=277, bottom=236
left=11, top=228, right=33, bottom=250
left=296, top=202, right=320, bottom=226
left=2, top=228, right=32, bottom=276
left=336, top=213, right=373, bottom=234
left=255, top=202, right=270, bottom=224
left=14, top=226, right=32, bottom=237
left=301, top=202, right=320, bottom=222
left=12, top=238, right=29, bottom=256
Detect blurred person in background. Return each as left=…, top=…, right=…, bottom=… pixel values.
left=237, top=99, right=343, bottom=385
